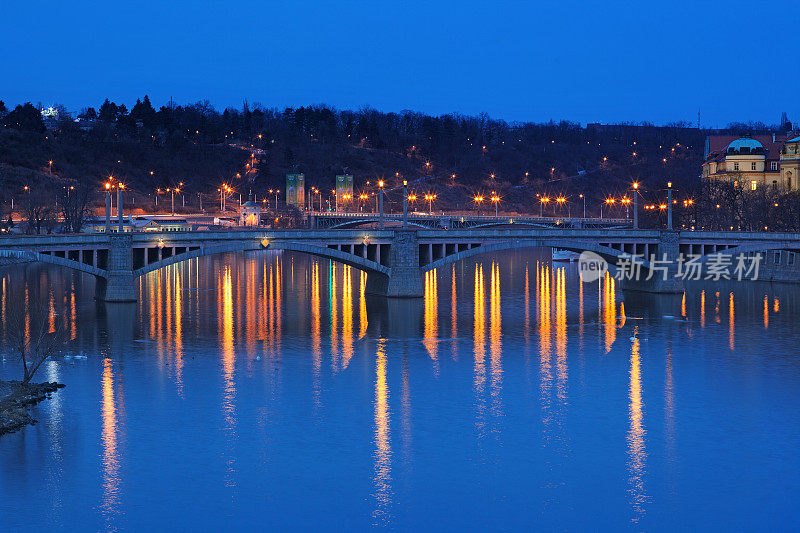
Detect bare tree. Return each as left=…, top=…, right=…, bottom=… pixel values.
left=6, top=296, right=64, bottom=384
left=22, top=187, right=56, bottom=235
left=58, top=184, right=92, bottom=233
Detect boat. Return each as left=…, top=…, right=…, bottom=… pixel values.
left=552, top=248, right=580, bottom=262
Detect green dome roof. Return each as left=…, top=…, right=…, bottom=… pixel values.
left=727, top=138, right=763, bottom=152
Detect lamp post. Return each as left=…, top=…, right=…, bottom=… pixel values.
left=473, top=195, right=484, bottom=215
left=425, top=194, right=435, bottom=214
left=491, top=192, right=500, bottom=217
left=556, top=196, right=566, bottom=217
left=667, top=181, right=673, bottom=230
left=633, top=182, right=639, bottom=229
left=105, top=182, right=112, bottom=233
left=602, top=198, right=615, bottom=219
left=48, top=160, right=53, bottom=176
left=402, top=180, right=408, bottom=227
left=539, top=197, right=550, bottom=217
left=168, top=187, right=178, bottom=215
left=274, top=189, right=280, bottom=211
left=117, top=183, right=125, bottom=233
left=579, top=194, right=586, bottom=218
left=378, top=180, right=385, bottom=228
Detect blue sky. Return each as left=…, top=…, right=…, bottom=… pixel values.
left=1, top=0, right=797, bottom=127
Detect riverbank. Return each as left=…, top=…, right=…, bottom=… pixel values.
left=0, top=381, right=65, bottom=436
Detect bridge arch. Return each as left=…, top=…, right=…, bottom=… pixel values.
left=692, top=241, right=800, bottom=263
left=326, top=218, right=435, bottom=230
left=132, top=241, right=389, bottom=278
left=0, top=250, right=107, bottom=278
left=421, top=238, right=652, bottom=272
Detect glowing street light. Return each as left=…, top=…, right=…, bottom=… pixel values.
left=473, top=195, right=484, bottom=215
left=539, top=196, right=550, bottom=217
left=490, top=192, right=500, bottom=216
left=424, top=193, right=436, bottom=214
left=556, top=196, right=567, bottom=217
left=378, top=180, right=385, bottom=228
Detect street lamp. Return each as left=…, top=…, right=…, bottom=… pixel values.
left=578, top=194, right=586, bottom=218
left=166, top=187, right=179, bottom=215
left=602, top=197, right=615, bottom=219
left=104, top=182, right=112, bottom=231
left=556, top=196, right=566, bottom=217
left=473, top=195, right=484, bottom=215
left=402, top=180, right=408, bottom=227
left=490, top=192, right=500, bottom=217
left=539, top=196, right=550, bottom=217
left=621, top=197, right=631, bottom=219
left=378, top=180, right=385, bottom=229
left=667, top=181, right=673, bottom=230
left=424, top=194, right=435, bottom=214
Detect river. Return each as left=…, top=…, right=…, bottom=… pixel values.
left=1, top=250, right=799, bottom=530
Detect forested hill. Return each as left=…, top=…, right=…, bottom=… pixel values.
left=0, top=97, right=764, bottom=215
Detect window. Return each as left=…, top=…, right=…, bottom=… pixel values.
left=774, top=251, right=782, bottom=265
left=734, top=162, right=740, bottom=171
left=771, top=162, right=778, bottom=171
left=751, top=180, right=758, bottom=190
left=789, top=252, right=796, bottom=266
left=751, top=162, right=757, bottom=170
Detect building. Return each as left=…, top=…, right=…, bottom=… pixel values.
left=702, top=134, right=800, bottom=190
left=239, top=201, right=261, bottom=226
left=286, top=174, right=305, bottom=209
left=335, top=174, right=353, bottom=211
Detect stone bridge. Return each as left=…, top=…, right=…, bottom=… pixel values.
left=0, top=228, right=798, bottom=302
left=308, top=211, right=632, bottom=230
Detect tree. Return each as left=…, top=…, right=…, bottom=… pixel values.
left=6, top=295, right=65, bottom=384
left=58, top=184, right=92, bottom=233
left=22, top=187, right=55, bottom=234
left=130, top=95, right=156, bottom=129
left=0, top=100, right=7, bottom=118
left=98, top=99, right=119, bottom=122
left=79, top=107, right=98, bottom=121
left=3, top=102, right=45, bottom=132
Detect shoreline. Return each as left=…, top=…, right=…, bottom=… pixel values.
left=0, top=381, right=66, bottom=436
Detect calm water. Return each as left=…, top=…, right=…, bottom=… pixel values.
left=1, top=250, right=799, bottom=531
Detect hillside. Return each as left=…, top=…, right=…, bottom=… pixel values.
left=0, top=98, right=722, bottom=219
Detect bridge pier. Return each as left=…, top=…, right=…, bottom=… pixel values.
left=98, top=234, right=137, bottom=302
left=385, top=229, right=424, bottom=298
left=621, top=231, right=685, bottom=294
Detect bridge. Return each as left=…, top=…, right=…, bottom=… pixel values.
left=307, top=211, right=632, bottom=230
left=1, top=227, right=798, bottom=302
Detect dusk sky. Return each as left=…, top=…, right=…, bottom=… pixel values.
left=2, top=0, right=798, bottom=127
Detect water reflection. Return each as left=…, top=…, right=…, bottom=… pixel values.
left=220, top=266, right=237, bottom=487
left=627, top=328, right=647, bottom=522
left=372, top=338, right=392, bottom=525
left=2, top=252, right=800, bottom=530
left=100, top=358, right=122, bottom=524
left=473, top=264, right=487, bottom=435
left=423, top=270, right=439, bottom=373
